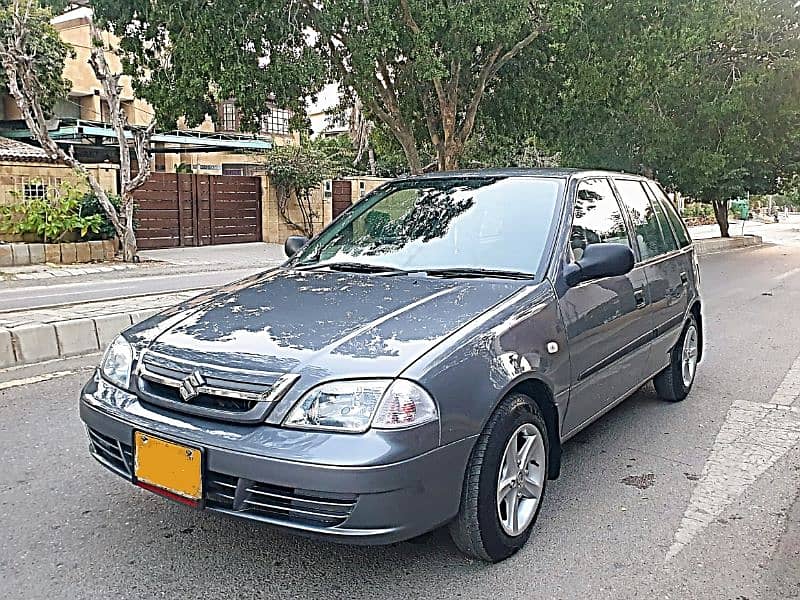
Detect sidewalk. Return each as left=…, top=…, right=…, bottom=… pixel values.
left=0, top=290, right=205, bottom=369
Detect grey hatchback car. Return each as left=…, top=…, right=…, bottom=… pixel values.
left=80, top=169, right=702, bottom=562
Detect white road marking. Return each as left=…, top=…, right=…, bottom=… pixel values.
left=0, top=370, right=76, bottom=390
left=775, top=266, right=800, bottom=282
left=666, top=354, right=800, bottom=561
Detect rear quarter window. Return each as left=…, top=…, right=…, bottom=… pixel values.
left=646, top=183, right=692, bottom=248
left=614, top=179, right=678, bottom=260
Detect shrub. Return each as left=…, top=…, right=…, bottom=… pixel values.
left=78, top=191, right=122, bottom=240
left=0, top=182, right=105, bottom=243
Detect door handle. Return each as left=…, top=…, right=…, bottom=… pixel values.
left=634, top=289, right=646, bottom=309
left=680, top=271, right=688, bottom=286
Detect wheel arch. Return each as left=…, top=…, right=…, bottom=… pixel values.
left=503, top=378, right=562, bottom=480
left=689, top=300, right=703, bottom=362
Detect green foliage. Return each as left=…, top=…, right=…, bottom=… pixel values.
left=258, top=142, right=349, bottom=237
left=683, top=203, right=715, bottom=218
left=0, top=0, right=74, bottom=112
left=78, top=191, right=122, bottom=240
left=519, top=0, right=800, bottom=206
left=91, top=0, right=325, bottom=131
left=95, top=0, right=582, bottom=171
left=0, top=182, right=104, bottom=243
left=260, top=143, right=341, bottom=193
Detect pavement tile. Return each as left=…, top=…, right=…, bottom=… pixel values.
left=11, top=244, right=30, bottom=266
left=0, top=327, right=15, bottom=367
left=54, top=318, right=100, bottom=357
left=0, top=245, right=12, bottom=267
left=28, top=243, right=45, bottom=264
left=60, top=243, right=77, bottom=264
left=44, top=244, right=61, bottom=264
left=11, top=323, right=59, bottom=363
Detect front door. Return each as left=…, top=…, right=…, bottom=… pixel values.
left=612, top=178, right=689, bottom=377
left=559, top=178, right=654, bottom=436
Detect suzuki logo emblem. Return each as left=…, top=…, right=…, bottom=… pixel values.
left=179, top=370, right=206, bottom=401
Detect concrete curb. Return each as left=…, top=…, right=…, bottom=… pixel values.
left=0, top=308, right=160, bottom=369
left=693, top=235, right=763, bottom=255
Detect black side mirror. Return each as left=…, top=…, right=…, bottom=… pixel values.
left=284, top=235, right=309, bottom=258
left=564, top=243, right=635, bottom=287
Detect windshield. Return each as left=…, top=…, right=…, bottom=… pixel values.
left=291, top=177, right=564, bottom=276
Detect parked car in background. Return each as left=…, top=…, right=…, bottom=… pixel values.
left=80, top=168, right=702, bottom=562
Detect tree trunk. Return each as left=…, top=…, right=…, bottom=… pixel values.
left=396, top=129, right=423, bottom=174
left=368, top=147, right=376, bottom=176
left=438, top=145, right=460, bottom=171
left=712, top=199, right=730, bottom=238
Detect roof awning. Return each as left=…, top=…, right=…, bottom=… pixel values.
left=0, top=119, right=274, bottom=151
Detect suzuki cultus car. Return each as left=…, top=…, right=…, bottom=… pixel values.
left=81, top=169, right=702, bottom=562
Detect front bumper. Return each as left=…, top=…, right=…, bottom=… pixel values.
left=79, top=376, right=475, bottom=545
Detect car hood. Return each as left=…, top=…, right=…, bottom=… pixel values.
left=136, top=268, right=522, bottom=379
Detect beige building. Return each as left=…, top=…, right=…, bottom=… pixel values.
left=0, top=137, right=117, bottom=206
left=0, top=7, right=295, bottom=179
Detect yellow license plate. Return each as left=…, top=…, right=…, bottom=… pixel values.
left=134, top=432, right=202, bottom=501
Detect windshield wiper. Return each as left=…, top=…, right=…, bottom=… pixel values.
left=421, top=268, right=535, bottom=280
left=297, top=261, right=409, bottom=276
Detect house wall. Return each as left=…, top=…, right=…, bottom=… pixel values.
left=348, top=177, right=390, bottom=204
left=0, top=161, right=118, bottom=206
left=54, top=15, right=153, bottom=126
left=260, top=176, right=391, bottom=244
left=261, top=177, right=331, bottom=244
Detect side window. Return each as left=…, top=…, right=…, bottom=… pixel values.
left=571, top=179, right=630, bottom=261
left=646, top=183, right=692, bottom=248
left=614, top=179, right=677, bottom=260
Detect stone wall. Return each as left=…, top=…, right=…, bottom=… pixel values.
left=0, top=161, right=119, bottom=206
left=261, top=177, right=332, bottom=244
left=0, top=239, right=117, bottom=266
left=260, top=176, right=392, bottom=244
left=347, top=176, right=390, bottom=204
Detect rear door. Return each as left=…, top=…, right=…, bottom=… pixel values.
left=612, top=178, right=689, bottom=377
left=559, top=177, right=653, bottom=436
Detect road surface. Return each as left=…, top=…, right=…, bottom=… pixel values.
left=1, top=243, right=799, bottom=599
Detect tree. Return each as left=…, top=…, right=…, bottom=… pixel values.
left=513, top=0, right=800, bottom=237
left=258, top=141, right=349, bottom=237
left=96, top=0, right=580, bottom=174
left=0, top=0, right=155, bottom=260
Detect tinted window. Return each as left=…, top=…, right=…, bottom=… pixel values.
left=646, top=183, right=691, bottom=248
left=614, top=179, right=677, bottom=260
left=571, top=179, right=630, bottom=261
left=292, top=177, right=563, bottom=274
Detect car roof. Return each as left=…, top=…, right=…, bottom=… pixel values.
left=395, top=167, right=650, bottom=181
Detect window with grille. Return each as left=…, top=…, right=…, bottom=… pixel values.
left=261, top=108, right=290, bottom=135
left=23, top=182, right=48, bottom=201
left=220, top=100, right=239, bottom=132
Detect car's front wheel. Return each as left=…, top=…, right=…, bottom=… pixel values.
left=449, top=394, right=548, bottom=562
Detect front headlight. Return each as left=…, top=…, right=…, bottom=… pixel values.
left=283, top=379, right=438, bottom=433
left=100, top=335, right=134, bottom=389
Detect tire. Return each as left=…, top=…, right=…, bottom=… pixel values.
left=449, top=393, right=549, bottom=562
left=654, top=315, right=699, bottom=402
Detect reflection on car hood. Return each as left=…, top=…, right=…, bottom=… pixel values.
left=140, top=269, right=522, bottom=377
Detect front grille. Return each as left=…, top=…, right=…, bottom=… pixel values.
left=205, top=471, right=358, bottom=527
left=144, top=379, right=257, bottom=413
left=135, top=351, right=298, bottom=424
left=87, top=427, right=133, bottom=478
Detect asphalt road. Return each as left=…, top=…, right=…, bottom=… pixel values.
left=0, top=267, right=259, bottom=311
left=2, top=244, right=800, bottom=599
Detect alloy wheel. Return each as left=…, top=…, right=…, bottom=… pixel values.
left=496, top=423, right=546, bottom=537
left=681, top=325, right=699, bottom=388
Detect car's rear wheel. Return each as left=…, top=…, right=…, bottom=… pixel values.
left=449, top=394, right=548, bottom=562
left=654, top=316, right=699, bottom=402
